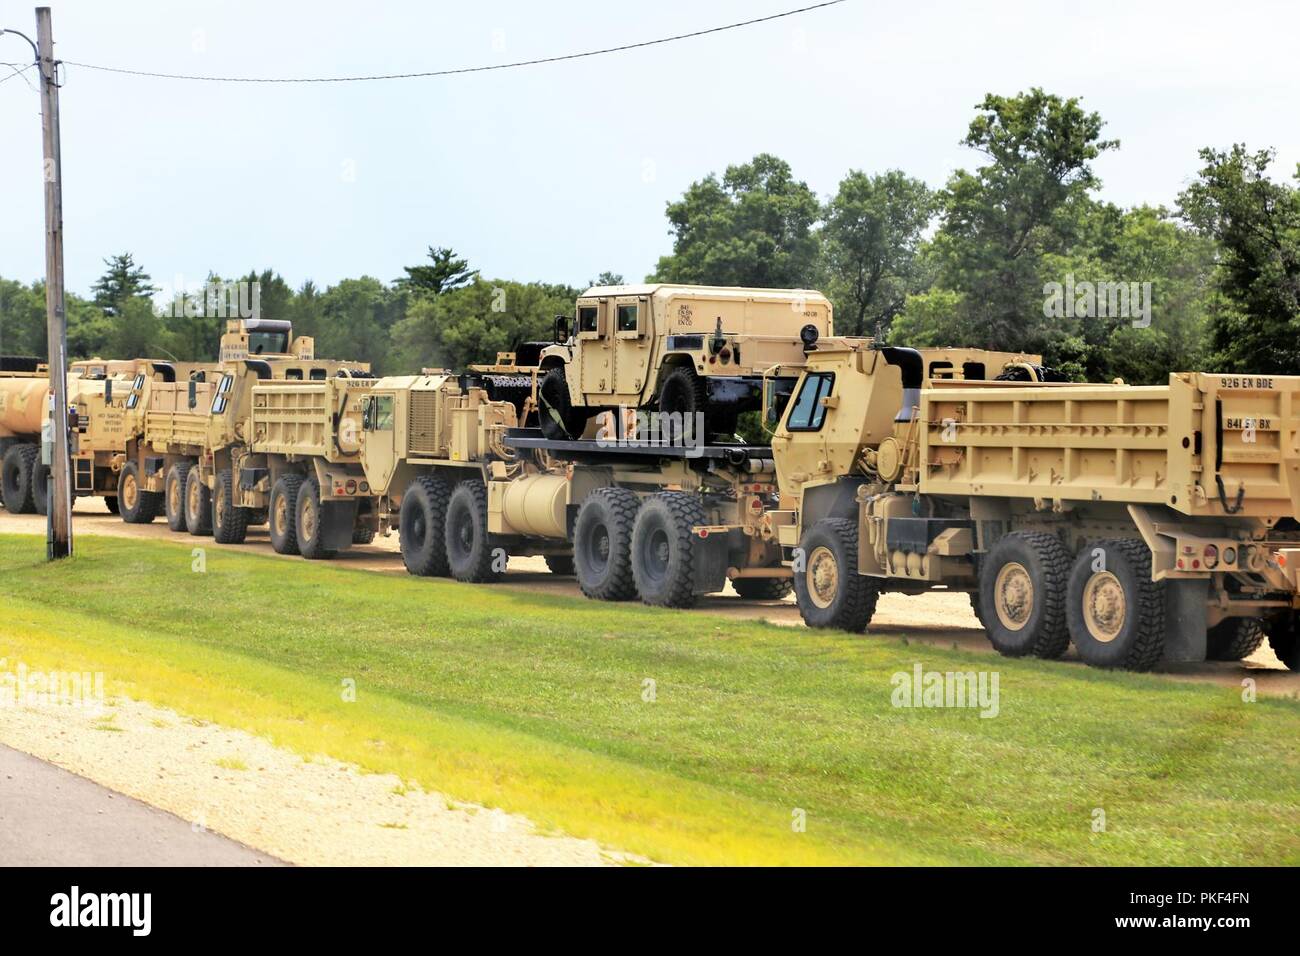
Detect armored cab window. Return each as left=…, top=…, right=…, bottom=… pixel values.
left=125, top=373, right=146, bottom=410
left=578, top=305, right=599, bottom=334
left=211, top=374, right=234, bottom=415
left=616, top=303, right=639, bottom=335
left=309, top=368, right=327, bottom=381
left=371, top=395, right=394, bottom=431
left=785, top=372, right=835, bottom=431
left=285, top=368, right=303, bottom=380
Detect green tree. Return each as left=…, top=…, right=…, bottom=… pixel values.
left=317, top=277, right=406, bottom=372
left=1178, top=145, right=1300, bottom=373
left=651, top=154, right=820, bottom=287
left=90, top=252, right=157, bottom=318
left=822, top=169, right=936, bottom=336
left=0, top=278, right=48, bottom=358
left=399, top=247, right=478, bottom=297
left=589, top=271, right=625, bottom=287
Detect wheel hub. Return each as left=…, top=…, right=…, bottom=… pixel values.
left=123, top=474, right=138, bottom=511
left=1083, top=571, right=1126, bottom=643
left=274, top=495, right=289, bottom=536
left=806, top=545, right=839, bottom=609
left=994, top=561, right=1033, bottom=631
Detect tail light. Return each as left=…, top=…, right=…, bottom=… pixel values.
left=1203, top=544, right=1219, bottom=569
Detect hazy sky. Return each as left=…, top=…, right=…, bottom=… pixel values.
left=2, top=0, right=1297, bottom=298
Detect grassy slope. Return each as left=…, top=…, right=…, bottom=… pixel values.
left=0, top=533, right=1297, bottom=866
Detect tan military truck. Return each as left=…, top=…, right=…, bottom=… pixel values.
left=0, top=357, right=51, bottom=513
left=769, top=340, right=1300, bottom=671
left=356, top=372, right=793, bottom=605
left=535, top=284, right=833, bottom=441
left=125, top=319, right=373, bottom=554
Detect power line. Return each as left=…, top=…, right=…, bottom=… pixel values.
left=62, top=1, right=846, bottom=84
left=0, top=61, right=36, bottom=90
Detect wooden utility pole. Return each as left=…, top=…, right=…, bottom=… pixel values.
left=36, top=6, right=72, bottom=559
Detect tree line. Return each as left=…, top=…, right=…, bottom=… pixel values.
left=1, top=88, right=1296, bottom=384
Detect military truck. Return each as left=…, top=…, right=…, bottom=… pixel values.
left=356, top=372, right=793, bottom=605
left=124, top=319, right=373, bottom=554
left=769, top=339, right=1300, bottom=671
left=535, top=284, right=833, bottom=441
left=0, top=357, right=52, bottom=513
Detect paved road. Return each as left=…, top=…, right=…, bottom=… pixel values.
left=0, top=744, right=282, bottom=866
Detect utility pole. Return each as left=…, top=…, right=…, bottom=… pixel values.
left=36, top=6, right=72, bottom=559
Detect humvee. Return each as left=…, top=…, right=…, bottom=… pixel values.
left=535, top=284, right=832, bottom=441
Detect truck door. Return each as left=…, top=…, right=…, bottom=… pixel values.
left=577, top=298, right=615, bottom=400
left=612, top=294, right=651, bottom=402
left=359, top=392, right=398, bottom=495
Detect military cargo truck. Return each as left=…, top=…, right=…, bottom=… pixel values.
left=770, top=340, right=1300, bottom=671
left=535, top=284, right=833, bottom=441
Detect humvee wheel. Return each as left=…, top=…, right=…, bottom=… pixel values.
left=120, top=460, right=162, bottom=525
left=165, top=462, right=191, bottom=532
left=183, top=467, right=212, bottom=535
left=979, top=532, right=1070, bottom=658
left=1066, top=538, right=1164, bottom=671
left=445, top=480, right=501, bottom=582
left=212, top=469, right=249, bottom=545
left=631, top=492, right=708, bottom=608
left=792, top=518, right=879, bottom=632
left=399, top=474, right=451, bottom=576
left=573, top=486, right=639, bottom=601
left=731, top=576, right=793, bottom=601
left=296, top=476, right=336, bottom=560
left=538, top=367, right=589, bottom=441
left=2, top=443, right=38, bottom=514
left=1206, top=618, right=1266, bottom=661
left=269, top=474, right=303, bottom=555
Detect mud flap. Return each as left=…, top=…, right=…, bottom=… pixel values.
left=1164, top=578, right=1208, bottom=662
left=692, top=532, right=731, bottom=595
left=319, top=500, right=358, bottom=551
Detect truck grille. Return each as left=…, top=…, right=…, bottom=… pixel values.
left=408, top=391, right=441, bottom=456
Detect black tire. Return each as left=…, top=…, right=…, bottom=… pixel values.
left=0, top=438, right=11, bottom=508
left=574, top=487, right=640, bottom=601
left=969, top=590, right=988, bottom=627
left=212, top=469, right=249, bottom=544
left=979, top=531, right=1071, bottom=658
left=631, top=492, right=709, bottom=609
left=104, top=495, right=120, bottom=515
left=399, top=474, right=451, bottom=576
left=792, top=517, right=880, bottom=632
left=295, top=476, right=336, bottom=560
left=269, top=474, right=303, bottom=555
left=538, top=366, right=590, bottom=441
left=1266, top=616, right=1299, bottom=670
left=120, top=460, right=162, bottom=525
left=731, top=576, right=793, bottom=601
left=31, top=461, right=49, bottom=515
left=183, top=466, right=212, bottom=535
left=445, top=480, right=501, bottom=582
left=1066, top=538, right=1165, bottom=671
left=352, top=523, right=376, bottom=545
left=1206, top=618, right=1266, bottom=661
left=165, top=462, right=190, bottom=532
left=1, top=443, right=38, bottom=514
left=544, top=554, right=575, bottom=576
left=657, top=365, right=710, bottom=443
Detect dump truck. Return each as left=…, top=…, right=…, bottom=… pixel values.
left=124, top=318, right=373, bottom=551
left=770, top=339, right=1300, bottom=671
left=356, top=371, right=792, bottom=604
left=535, top=284, right=833, bottom=441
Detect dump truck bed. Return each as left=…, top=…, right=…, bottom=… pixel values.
left=920, top=372, right=1300, bottom=518
left=249, top=379, right=372, bottom=462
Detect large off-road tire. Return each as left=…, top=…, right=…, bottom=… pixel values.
left=445, top=480, right=501, bottom=582
left=1266, top=616, right=1299, bottom=670
left=573, top=487, right=640, bottom=601
left=0, top=438, right=11, bottom=508
left=1, top=443, right=38, bottom=514
left=538, top=366, right=589, bottom=441
left=969, top=590, right=988, bottom=628
left=979, top=531, right=1071, bottom=658
left=212, top=469, right=249, bottom=544
left=269, top=474, right=303, bottom=555
left=731, top=576, right=794, bottom=601
left=544, top=554, right=575, bottom=576
left=656, top=365, right=711, bottom=441
left=165, top=462, right=191, bottom=532
left=31, top=462, right=49, bottom=515
left=793, top=517, right=880, bottom=632
left=1066, top=538, right=1165, bottom=671
left=1206, top=618, right=1267, bottom=661
left=399, top=474, right=451, bottom=577
left=104, top=495, right=120, bottom=515
left=631, top=492, right=709, bottom=608
left=119, top=460, right=162, bottom=525
left=295, top=476, right=336, bottom=560
left=183, top=466, right=212, bottom=535
left=351, top=523, right=376, bottom=545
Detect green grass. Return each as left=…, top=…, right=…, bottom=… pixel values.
left=1, top=533, right=1297, bottom=865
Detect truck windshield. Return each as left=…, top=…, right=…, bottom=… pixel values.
left=785, top=372, right=834, bottom=431
left=247, top=331, right=288, bottom=355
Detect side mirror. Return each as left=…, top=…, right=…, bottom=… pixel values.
left=361, top=397, right=374, bottom=431
left=554, top=314, right=570, bottom=343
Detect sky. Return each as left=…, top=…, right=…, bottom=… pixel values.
left=1, top=0, right=1297, bottom=299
